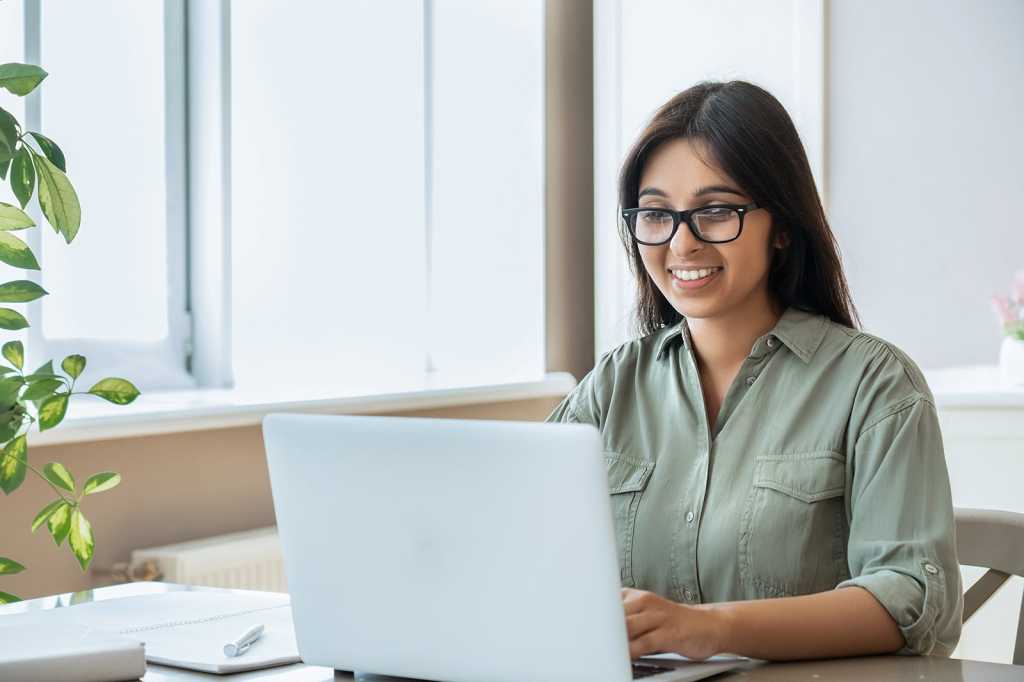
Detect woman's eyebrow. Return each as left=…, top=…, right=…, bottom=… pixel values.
left=638, top=185, right=745, bottom=200
left=694, top=184, right=745, bottom=197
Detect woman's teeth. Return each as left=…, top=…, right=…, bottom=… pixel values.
left=673, top=267, right=721, bottom=281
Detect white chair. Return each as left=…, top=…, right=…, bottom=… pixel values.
left=955, top=507, right=1024, bottom=665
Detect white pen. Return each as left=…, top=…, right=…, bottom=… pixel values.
left=223, top=623, right=265, bottom=657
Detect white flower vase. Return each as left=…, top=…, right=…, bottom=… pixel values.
left=999, top=336, right=1024, bottom=387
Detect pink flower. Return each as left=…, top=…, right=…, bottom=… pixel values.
left=1013, top=270, right=1024, bottom=305
left=992, top=294, right=1014, bottom=325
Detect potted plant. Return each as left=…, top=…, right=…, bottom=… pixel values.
left=0, top=62, right=140, bottom=602
left=991, top=271, right=1024, bottom=387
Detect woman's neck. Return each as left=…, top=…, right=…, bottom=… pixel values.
left=686, top=292, right=784, bottom=373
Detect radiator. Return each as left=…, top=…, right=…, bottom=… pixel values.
left=129, top=526, right=287, bottom=592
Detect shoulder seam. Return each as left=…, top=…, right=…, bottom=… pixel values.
left=849, top=330, right=927, bottom=394
left=856, top=394, right=935, bottom=442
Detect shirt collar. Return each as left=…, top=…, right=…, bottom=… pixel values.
left=655, top=306, right=829, bottom=364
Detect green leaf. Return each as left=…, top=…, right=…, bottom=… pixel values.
left=27, top=363, right=58, bottom=409
left=83, top=471, right=120, bottom=495
left=47, top=500, right=72, bottom=546
left=61, top=354, right=85, bottom=380
left=43, top=461, right=74, bottom=493
left=0, top=231, right=39, bottom=269
left=0, top=136, right=10, bottom=166
left=28, top=360, right=54, bottom=380
left=0, top=556, right=25, bottom=574
left=0, top=108, right=18, bottom=153
left=0, top=279, right=47, bottom=303
left=23, top=377, right=63, bottom=401
left=32, top=498, right=66, bottom=532
left=0, top=591, right=21, bottom=604
left=0, top=63, right=48, bottom=96
left=32, top=151, right=80, bottom=244
left=69, top=508, right=94, bottom=571
left=28, top=132, right=65, bottom=173
left=1, top=340, right=22, bottom=369
left=88, top=378, right=139, bottom=405
left=0, top=435, right=27, bottom=494
left=11, top=146, right=34, bottom=209
left=0, top=158, right=10, bottom=182
left=0, top=308, right=28, bottom=330
left=0, top=416, right=19, bottom=445
left=0, top=374, right=24, bottom=403
left=39, top=394, right=69, bottom=431
left=0, top=201, right=34, bottom=230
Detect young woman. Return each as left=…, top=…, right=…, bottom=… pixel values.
left=546, top=81, right=962, bottom=660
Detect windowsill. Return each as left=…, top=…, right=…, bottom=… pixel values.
left=29, top=371, right=577, bottom=447
left=924, top=365, right=1024, bottom=408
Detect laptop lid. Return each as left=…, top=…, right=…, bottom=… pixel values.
left=263, top=413, right=633, bottom=682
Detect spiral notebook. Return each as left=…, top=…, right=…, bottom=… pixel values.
left=2, top=591, right=302, bottom=674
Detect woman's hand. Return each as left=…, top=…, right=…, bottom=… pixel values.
left=622, top=588, right=727, bottom=660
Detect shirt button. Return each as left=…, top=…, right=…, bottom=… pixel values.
left=682, top=589, right=693, bottom=602
left=766, top=337, right=775, bottom=348
left=686, top=511, right=695, bottom=524
left=745, top=376, right=756, bottom=387
left=924, top=563, right=939, bottom=575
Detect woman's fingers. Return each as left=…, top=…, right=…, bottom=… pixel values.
left=621, top=587, right=655, bottom=615
left=626, top=610, right=663, bottom=639
left=629, top=630, right=664, bottom=659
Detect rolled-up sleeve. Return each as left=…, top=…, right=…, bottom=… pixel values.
left=836, top=396, right=963, bottom=655
left=545, top=355, right=611, bottom=426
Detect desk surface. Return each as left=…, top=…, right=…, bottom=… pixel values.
left=2, top=582, right=1021, bottom=681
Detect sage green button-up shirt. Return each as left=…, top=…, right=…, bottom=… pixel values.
left=545, top=307, right=962, bottom=655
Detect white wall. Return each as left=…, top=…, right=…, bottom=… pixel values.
left=828, top=0, right=1024, bottom=370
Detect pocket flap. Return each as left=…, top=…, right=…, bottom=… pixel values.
left=605, top=452, right=654, bottom=494
left=754, top=453, right=845, bottom=503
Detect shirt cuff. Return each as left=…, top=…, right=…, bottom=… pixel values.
left=835, top=559, right=946, bottom=655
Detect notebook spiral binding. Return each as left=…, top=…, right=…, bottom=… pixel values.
left=118, top=604, right=289, bottom=634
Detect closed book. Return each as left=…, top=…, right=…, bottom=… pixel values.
left=0, top=622, right=146, bottom=682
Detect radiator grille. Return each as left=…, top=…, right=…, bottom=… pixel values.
left=130, top=526, right=286, bottom=592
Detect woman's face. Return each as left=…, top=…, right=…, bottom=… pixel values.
left=636, top=137, right=779, bottom=321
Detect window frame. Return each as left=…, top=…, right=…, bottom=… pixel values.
left=12, top=0, right=547, bottom=392
left=20, top=0, right=195, bottom=390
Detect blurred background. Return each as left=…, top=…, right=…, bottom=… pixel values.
left=0, top=0, right=1021, bottom=665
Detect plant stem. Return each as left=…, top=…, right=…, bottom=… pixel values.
left=6, top=450, right=73, bottom=505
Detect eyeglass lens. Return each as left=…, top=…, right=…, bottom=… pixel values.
left=632, top=207, right=741, bottom=244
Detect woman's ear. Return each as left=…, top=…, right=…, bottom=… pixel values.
left=773, top=230, right=791, bottom=250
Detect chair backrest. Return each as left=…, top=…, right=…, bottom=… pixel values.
left=955, top=507, right=1024, bottom=665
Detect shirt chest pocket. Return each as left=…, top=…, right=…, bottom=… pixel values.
left=605, top=452, right=654, bottom=588
left=738, top=452, right=849, bottom=599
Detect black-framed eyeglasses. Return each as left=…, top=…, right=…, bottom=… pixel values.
left=621, top=202, right=760, bottom=245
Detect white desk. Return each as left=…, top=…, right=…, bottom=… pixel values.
left=1, top=582, right=1021, bottom=681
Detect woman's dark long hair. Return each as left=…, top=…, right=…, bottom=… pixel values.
left=619, top=80, right=859, bottom=335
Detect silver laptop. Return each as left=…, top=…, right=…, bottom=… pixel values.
left=263, top=413, right=749, bottom=682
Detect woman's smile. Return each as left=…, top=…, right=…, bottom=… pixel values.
left=669, top=266, right=723, bottom=290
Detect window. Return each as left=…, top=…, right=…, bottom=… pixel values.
left=1, top=0, right=545, bottom=392
left=1, top=0, right=192, bottom=389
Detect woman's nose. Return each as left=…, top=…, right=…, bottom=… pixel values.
left=669, top=221, right=704, bottom=256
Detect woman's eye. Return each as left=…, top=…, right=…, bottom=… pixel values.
left=698, top=207, right=733, bottom=221
left=639, top=210, right=671, bottom=223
